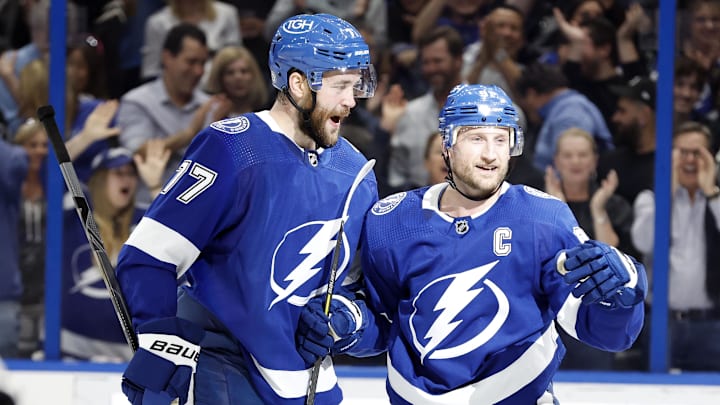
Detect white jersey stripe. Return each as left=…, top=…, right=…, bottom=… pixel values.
left=388, top=324, right=559, bottom=404
left=556, top=293, right=583, bottom=340
left=125, top=217, right=200, bottom=277
left=251, top=354, right=337, bottom=398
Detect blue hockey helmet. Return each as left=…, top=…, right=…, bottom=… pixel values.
left=269, top=14, right=376, bottom=98
left=439, top=84, right=524, bottom=156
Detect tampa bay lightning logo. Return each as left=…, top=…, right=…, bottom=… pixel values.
left=410, top=261, right=509, bottom=364
left=210, top=116, right=250, bottom=134
left=70, top=244, right=110, bottom=299
left=523, top=185, right=557, bottom=200
left=371, top=192, right=406, bottom=216
left=268, top=218, right=349, bottom=309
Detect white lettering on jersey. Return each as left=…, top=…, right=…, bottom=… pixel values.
left=371, top=192, right=406, bottom=216
left=410, top=261, right=509, bottom=363
left=161, top=160, right=218, bottom=203
left=493, top=227, right=512, bottom=256
left=268, top=218, right=349, bottom=309
left=210, top=116, right=250, bottom=134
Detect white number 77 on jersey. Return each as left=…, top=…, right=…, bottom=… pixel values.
left=162, top=159, right=218, bottom=204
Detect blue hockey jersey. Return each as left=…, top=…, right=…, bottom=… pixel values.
left=361, top=182, right=644, bottom=405
left=116, top=111, right=378, bottom=404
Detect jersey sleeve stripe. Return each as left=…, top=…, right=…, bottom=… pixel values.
left=555, top=293, right=582, bottom=339
left=125, top=217, right=200, bottom=276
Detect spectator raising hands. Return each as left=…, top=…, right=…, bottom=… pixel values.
left=133, top=139, right=172, bottom=198
left=65, top=100, right=121, bottom=161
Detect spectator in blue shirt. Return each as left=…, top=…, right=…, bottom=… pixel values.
left=516, top=62, right=613, bottom=172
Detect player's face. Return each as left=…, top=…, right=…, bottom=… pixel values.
left=553, top=133, right=597, bottom=187
left=106, top=164, right=138, bottom=211
left=448, top=126, right=511, bottom=199
left=304, top=70, right=359, bottom=146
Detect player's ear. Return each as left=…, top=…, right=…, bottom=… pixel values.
left=288, top=71, right=309, bottom=100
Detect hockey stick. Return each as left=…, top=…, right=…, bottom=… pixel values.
left=37, top=105, right=139, bottom=352
left=305, top=159, right=375, bottom=405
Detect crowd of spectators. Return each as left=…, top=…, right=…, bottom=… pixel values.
left=1, top=0, right=719, bottom=377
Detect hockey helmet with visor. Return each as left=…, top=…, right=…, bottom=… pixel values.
left=269, top=13, right=376, bottom=98
left=439, top=84, right=524, bottom=156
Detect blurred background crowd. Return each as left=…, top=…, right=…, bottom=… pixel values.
left=1, top=0, right=720, bottom=383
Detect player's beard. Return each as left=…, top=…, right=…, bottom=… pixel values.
left=308, top=105, right=348, bottom=147
left=297, top=93, right=349, bottom=148
left=450, top=157, right=509, bottom=200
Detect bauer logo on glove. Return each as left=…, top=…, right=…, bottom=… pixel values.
left=148, top=338, right=200, bottom=362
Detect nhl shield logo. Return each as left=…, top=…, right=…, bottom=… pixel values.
left=308, top=152, right=318, bottom=167
left=455, top=219, right=469, bottom=235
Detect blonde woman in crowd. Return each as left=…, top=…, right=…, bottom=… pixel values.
left=13, top=120, right=48, bottom=359
left=203, top=45, right=269, bottom=124
left=545, top=127, right=634, bottom=251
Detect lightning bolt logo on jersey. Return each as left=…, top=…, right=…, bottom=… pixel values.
left=269, top=217, right=349, bottom=309
left=411, top=261, right=509, bottom=364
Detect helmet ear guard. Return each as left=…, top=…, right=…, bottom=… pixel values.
left=269, top=14, right=377, bottom=98
left=439, top=84, right=524, bottom=156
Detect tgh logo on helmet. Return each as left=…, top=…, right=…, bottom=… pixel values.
left=282, top=18, right=315, bottom=34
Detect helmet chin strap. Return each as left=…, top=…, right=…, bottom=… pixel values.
left=283, top=87, right=326, bottom=149
left=442, top=153, right=502, bottom=202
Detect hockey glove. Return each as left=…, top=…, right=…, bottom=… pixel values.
left=558, top=240, right=647, bottom=309
left=296, top=294, right=369, bottom=365
left=122, top=317, right=205, bottom=405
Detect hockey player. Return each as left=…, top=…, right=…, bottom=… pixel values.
left=116, top=14, right=382, bottom=405
left=359, top=84, right=647, bottom=404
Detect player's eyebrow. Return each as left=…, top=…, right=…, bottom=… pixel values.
left=329, top=78, right=359, bottom=86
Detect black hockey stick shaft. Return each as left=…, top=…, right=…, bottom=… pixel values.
left=304, top=159, right=375, bottom=404
left=37, top=104, right=139, bottom=352
left=306, top=220, right=344, bottom=405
